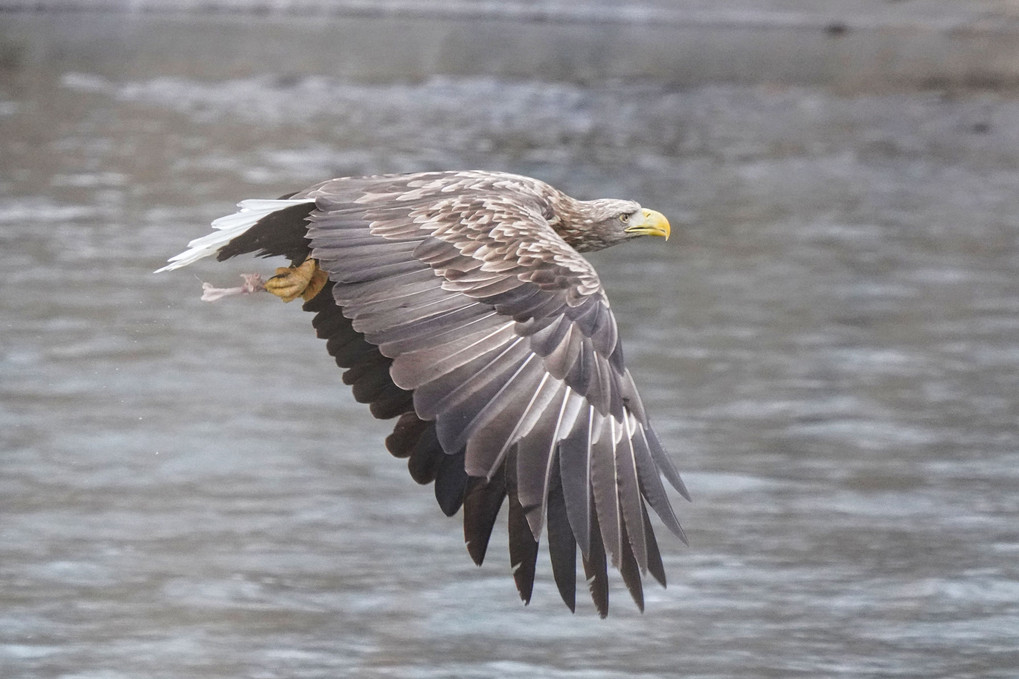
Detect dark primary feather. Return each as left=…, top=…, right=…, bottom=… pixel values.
left=506, top=451, right=541, bottom=604
left=192, top=170, right=687, bottom=615
left=463, top=472, right=507, bottom=566
left=545, top=460, right=578, bottom=612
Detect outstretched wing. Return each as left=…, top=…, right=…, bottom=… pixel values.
left=163, top=171, right=688, bottom=615
left=300, top=172, right=688, bottom=615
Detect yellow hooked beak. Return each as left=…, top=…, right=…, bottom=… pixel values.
left=624, top=208, right=671, bottom=240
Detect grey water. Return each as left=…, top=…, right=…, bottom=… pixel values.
left=2, top=12, right=1019, bottom=679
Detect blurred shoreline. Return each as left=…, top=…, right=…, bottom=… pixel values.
left=2, top=0, right=1019, bottom=92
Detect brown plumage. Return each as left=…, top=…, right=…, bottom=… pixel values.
left=157, top=170, right=687, bottom=616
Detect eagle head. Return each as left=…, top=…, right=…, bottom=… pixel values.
left=556, top=197, right=671, bottom=252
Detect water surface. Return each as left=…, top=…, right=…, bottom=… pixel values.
left=2, top=13, right=1018, bottom=679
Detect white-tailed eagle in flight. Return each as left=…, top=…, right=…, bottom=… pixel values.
left=158, top=170, right=689, bottom=616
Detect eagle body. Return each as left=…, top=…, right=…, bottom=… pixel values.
left=159, top=171, right=686, bottom=616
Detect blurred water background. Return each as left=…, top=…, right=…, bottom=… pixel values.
left=2, top=3, right=1018, bottom=678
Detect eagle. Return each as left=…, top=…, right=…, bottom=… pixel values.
left=157, top=170, right=688, bottom=616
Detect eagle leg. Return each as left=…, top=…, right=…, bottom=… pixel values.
left=265, top=258, right=329, bottom=303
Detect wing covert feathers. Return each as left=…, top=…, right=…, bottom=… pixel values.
left=164, top=171, right=687, bottom=615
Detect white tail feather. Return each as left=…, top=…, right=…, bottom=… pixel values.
left=154, top=198, right=313, bottom=272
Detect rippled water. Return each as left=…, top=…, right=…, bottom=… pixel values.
left=2, top=12, right=1019, bottom=679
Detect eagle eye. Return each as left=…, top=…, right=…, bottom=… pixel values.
left=618, top=213, right=630, bottom=224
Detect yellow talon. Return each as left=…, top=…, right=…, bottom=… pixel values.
left=264, top=258, right=329, bottom=303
